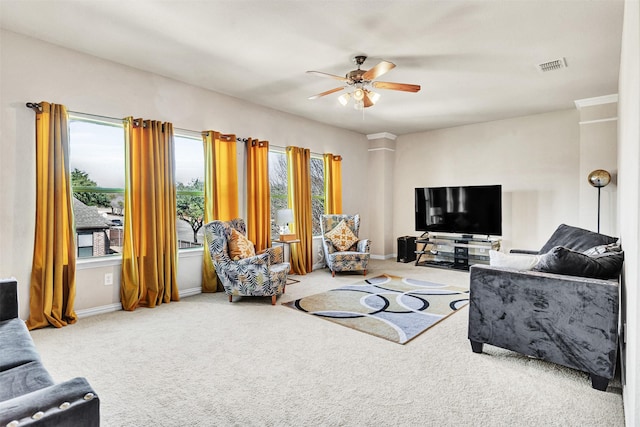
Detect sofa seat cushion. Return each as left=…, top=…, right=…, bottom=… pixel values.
left=539, top=224, right=618, bottom=254
left=533, top=246, right=624, bottom=279
left=0, top=361, right=54, bottom=401
left=0, top=318, right=41, bottom=371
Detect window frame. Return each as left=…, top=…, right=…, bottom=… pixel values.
left=69, top=112, right=126, bottom=259
left=174, top=129, right=205, bottom=250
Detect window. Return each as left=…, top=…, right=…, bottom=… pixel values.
left=77, top=233, right=94, bottom=258
left=310, top=155, right=325, bottom=236
left=269, top=150, right=288, bottom=240
left=69, top=114, right=125, bottom=258
left=268, top=150, right=325, bottom=240
left=174, top=132, right=205, bottom=248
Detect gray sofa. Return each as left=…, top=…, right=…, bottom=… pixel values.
left=468, top=224, right=623, bottom=391
left=0, top=279, right=100, bottom=426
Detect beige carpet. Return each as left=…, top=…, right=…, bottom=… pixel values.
left=29, top=259, right=624, bottom=426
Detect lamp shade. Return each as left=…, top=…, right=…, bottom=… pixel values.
left=588, top=169, right=611, bottom=188
left=276, top=209, right=294, bottom=225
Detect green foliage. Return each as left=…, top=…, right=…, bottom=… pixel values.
left=71, top=168, right=112, bottom=207
left=177, top=178, right=205, bottom=243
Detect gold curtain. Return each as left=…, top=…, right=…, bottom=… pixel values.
left=201, top=131, right=238, bottom=292
left=323, top=153, right=343, bottom=214
left=246, top=139, right=271, bottom=252
left=27, top=102, right=77, bottom=330
left=121, top=117, right=179, bottom=311
left=286, top=146, right=313, bottom=275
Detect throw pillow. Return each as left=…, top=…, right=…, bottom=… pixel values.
left=325, top=219, right=359, bottom=252
left=228, top=228, right=255, bottom=260
left=582, top=241, right=622, bottom=256
left=532, top=246, right=624, bottom=279
left=489, top=250, right=541, bottom=270
left=539, top=224, right=618, bottom=254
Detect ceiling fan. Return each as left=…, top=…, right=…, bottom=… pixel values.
left=307, top=55, right=421, bottom=109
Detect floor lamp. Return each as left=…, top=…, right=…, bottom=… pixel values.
left=588, top=169, right=611, bottom=233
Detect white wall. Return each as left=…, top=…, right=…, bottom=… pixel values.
left=577, top=100, right=618, bottom=236
left=0, top=30, right=369, bottom=319
left=393, top=110, right=581, bottom=252
left=618, top=1, right=640, bottom=425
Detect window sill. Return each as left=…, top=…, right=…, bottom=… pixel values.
left=76, top=255, right=122, bottom=270
left=76, top=247, right=204, bottom=270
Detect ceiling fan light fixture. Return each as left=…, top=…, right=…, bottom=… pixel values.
left=368, top=90, right=381, bottom=104
left=338, top=93, right=351, bottom=106
left=353, top=88, right=365, bottom=101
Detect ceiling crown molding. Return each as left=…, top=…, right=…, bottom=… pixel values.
left=366, top=132, right=397, bottom=141
left=574, top=94, right=618, bottom=109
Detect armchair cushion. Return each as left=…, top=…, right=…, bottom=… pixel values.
left=325, top=219, right=359, bottom=251
left=533, top=246, right=624, bottom=279
left=229, top=228, right=256, bottom=260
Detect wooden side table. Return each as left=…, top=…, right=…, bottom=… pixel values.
left=272, top=238, right=300, bottom=284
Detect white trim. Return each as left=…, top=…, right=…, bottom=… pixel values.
left=76, top=287, right=202, bottom=319
left=174, top=128, right=203, bottom=140
left=579, top=117, right=618, bottom=125
left=179, top=247, right=204, bottom=258
left=371, top=254, right=396, bottom=260
left=76, top=255, right=122, bottom=270
left=367, top=147, right=395, bottom=152
left=313, top=262, right=326, bottom=271
left=76, top=303, right=122, bottom=318
left=574, top=94, right=619, bottom=109
left=179, top=287, right=202, bottom=298
left=366, top=132, right=397, bottom=141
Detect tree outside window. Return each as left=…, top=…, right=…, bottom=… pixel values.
left=268, top=150, right=324, bottom=240
left=174, top=133, right=205, bottom=248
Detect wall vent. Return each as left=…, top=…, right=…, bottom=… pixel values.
left=537, top=57, right=567, bottom=72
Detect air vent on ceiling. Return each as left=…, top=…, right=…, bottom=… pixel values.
left=537, top=57, right=567, bottom=72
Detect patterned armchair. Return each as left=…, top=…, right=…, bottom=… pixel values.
left=204, top=218, right=289, bottom=305
left=320, top=214, right=371, bottom=277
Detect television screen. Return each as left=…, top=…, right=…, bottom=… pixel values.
left=415, top=185, right=502, bottom=236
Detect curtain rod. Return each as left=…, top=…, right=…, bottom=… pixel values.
left=25, top=102, right=294, bottom=152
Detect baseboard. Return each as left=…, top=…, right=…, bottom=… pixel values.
left=179, top=287, right=202, bottom=298
left=76, top=303, right=122, bottom=319
left=370, top=254, right=396, bottom=260
left=76, top=287, right=203, bottom=319
left=313, top=262, right=326, bottom=271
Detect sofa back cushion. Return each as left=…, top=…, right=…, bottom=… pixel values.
left=533, top=246, right=624, bottom=279
left=539, top=224, right=618, bottom=254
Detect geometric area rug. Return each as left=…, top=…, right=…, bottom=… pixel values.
left=282, top=274, right=469, bottom=344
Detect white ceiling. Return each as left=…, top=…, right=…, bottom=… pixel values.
left=0, top=0, right=624, bottom=136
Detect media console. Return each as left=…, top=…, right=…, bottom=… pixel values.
left=414, top=234, right=501, bottom=271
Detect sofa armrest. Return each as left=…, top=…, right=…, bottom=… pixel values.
left=0, top=377, right=100, bottom=427
left=509, top=249, right=539, bottom=255
left=468, top=264, right=619, bottom=380
left=0, top=278, right=19, bottom=321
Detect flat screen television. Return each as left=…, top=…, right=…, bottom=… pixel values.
left=415, top=185, right=502, bottom=236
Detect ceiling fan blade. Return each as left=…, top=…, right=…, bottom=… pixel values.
left=308, top=87, right=345, bottom=100
left=306, top=71, right=350, bottom=82
left=372, top=81, right=421, bottom=93
left=361, top=60, right=395, bottom=80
